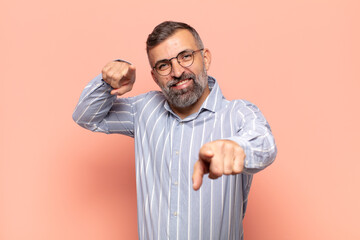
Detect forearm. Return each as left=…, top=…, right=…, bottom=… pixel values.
left=228, top=101, right=277, bottom=174
left=72, top=74, right=116, bottom=132
left=228, top=126, right=276, bottom=174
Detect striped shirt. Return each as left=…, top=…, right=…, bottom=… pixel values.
left=73, top=75, right=277, bottom=240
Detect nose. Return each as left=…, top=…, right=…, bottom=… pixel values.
left=170, top=59, right=185, bottom=78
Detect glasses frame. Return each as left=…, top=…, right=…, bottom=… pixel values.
left=152, top=48, right=204, bottom=76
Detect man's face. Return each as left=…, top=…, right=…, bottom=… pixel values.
left=148, top=29, right=211, bottom=109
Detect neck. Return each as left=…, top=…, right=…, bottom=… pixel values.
left=171, top=86, right=210, bottom=119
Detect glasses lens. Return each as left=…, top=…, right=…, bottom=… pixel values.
left=154, top=50, right=198, bottom=76
left=155, top=61, right=171, bottom=75
left=178, top=50, right=194, bottom=68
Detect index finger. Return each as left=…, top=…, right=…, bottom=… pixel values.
left=192, top=160, right=207, bottom=191
left=200, top=144, right=224, bottom=179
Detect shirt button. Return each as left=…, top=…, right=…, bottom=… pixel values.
left=174, top=212, right=178, bottom=216
left=175, top=151, right=179, bottom=155
left=174, top=181, right=178, bottom=185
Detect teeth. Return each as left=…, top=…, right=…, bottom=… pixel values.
left=176, top=79, right=189, bottom=86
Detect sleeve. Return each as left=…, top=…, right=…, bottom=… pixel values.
left=227, top=100, right=277, bottom=174
left=72, top=74, right=137, bottom=137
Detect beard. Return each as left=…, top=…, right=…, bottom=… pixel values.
left=158, top=68, right=208, bottom=108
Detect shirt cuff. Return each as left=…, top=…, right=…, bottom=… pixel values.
left=226, top=136, right=261, bottom=174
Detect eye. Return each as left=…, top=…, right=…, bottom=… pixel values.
left=156, top=62, right=170, bottom=71
left=179, top=51, right=193, bottom=61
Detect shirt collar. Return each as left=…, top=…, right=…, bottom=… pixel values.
left=201, top=76, right=224, bottom=113
left=163, top=76, right=224, bottom=119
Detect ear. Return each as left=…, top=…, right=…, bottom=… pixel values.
left=202, top=48, right=212, bottom=71
left=151, top=69, right=159, bottom=85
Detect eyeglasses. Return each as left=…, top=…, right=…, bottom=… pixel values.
left=152, top=49, right=204, bottom=76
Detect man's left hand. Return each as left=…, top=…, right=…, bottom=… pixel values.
left=192, top=140, right=246, bottom=191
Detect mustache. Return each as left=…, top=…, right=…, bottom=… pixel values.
left=166, top=72, right=196, bottom=88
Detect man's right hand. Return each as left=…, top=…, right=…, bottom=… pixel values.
left=101, top=61, right=136, bottom=96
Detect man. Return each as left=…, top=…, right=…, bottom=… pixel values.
left=73, top=21, right=277, bottom=240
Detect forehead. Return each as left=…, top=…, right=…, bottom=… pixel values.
left=148, top=29, right=198, bottom=65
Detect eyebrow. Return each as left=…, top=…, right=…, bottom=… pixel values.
left=153, top=49, right=193, bottom=67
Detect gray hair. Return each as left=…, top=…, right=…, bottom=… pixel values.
left=146, top=21, right=204, bottom=54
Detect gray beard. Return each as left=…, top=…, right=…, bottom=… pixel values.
left=159, top=69, right=208, bottom=108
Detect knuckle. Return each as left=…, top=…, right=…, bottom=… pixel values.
left=224, top=143, right=233, bottom=152
left=112, top=72, right=121, bottom=80
left=218, top=140, right=225, bottom=148
left=107, top=71, right=114, bottom=79
left=224, top=163, right=233, bottom=175
left=102, top=69, right=108, bottom=77
left=199, top=144, right=208, bottom=154
left=235, top=146, right=244, bottom=157
left=234, top=160, right=244, bottom=173
left=233, top=166, right=242, bottom=174
left=102, top=65, right=109, bottom=73
left=211, top=167, right=222, bottom=177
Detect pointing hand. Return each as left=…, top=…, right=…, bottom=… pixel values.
left=192, top=140, right=246, bottom=191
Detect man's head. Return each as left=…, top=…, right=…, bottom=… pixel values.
left=146, top=21, right=211, bottom=112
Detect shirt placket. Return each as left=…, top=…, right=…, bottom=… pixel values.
left=168, top=120, right=183, bottom=239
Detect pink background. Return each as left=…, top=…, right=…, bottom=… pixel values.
left=1, top=0, right=360, bottom=239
